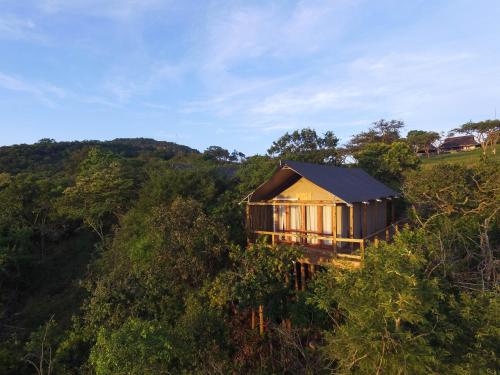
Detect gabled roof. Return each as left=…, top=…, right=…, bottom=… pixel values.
left=440, top=135, right=477, bottom=149
left=246, top=160, right=398, bottom=204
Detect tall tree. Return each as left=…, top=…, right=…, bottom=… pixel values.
left=406, top=130, right=441, bottom=157
left=59, top=148, right=134, bottom=241
left=347, top=119, right=404, bottom=152
left=453, top=119, right=500, bottom=156
left=267, top=128, right=340, bottom=164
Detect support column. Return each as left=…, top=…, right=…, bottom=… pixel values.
left=301, top=263, right=307, bottom=291
left=332, top=203, right=337, bottom=253
left=246, top=204, right=250, bottom=243
left=391, top=200, right=396, bottom=224
left=294, top=263, right=299, bottom=290
left=259, top=305, right=264, bottom=336
left=272, top=205, right=278, bottom=245
left=349, top=204, right=354, bottom=251
left=301, top=205, right=306, bottom=244
left=251, top=309, right=256, bottom=330
left=317, top=205, right=323, bottom=246
left=362, top=203, right=368, bottom=239
left=285, top=206, right=291, bottom=241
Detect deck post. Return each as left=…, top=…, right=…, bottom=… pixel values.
left=349, top=205, right=354, bottom=251
left=362, top=203, right=368, bottom=238
left=317, top=205, right=323, bottom=245
left=286, top=206, right=291, bottom=236
left=360, top=241, right=365, bottom=260
left=272, top=205, right=278, bottom=245
left=251, top=309, right=256, bottom=330
left=301, top=263, right=307, bottom=291
left=332, top=203, right=337, bottom=254
left=385, top=227, right=390, bottom=241
left=301, top=205, right=306, bottom=244
left=391, top=200, right=396, bottom=224
left=258, top=305, right=264, bottom=336
left=294, top=263, right=299, bottom=290
left=246, top=204, right=250, bottom=243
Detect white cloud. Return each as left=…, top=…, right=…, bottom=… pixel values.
left=0, top=71, right=66, bottom=105
left=38, top=0, right=169, bottom=20
left=0, top=15, right=42, bottom=41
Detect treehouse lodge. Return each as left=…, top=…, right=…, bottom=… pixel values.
left=244, top=160, right=403, bottom=269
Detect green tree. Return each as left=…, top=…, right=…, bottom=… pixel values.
left=59, top=148, right=134, bottom=241
left=406, top=130, right=440, bottom=157
left=355, top=142, right=420, bottom=186
left=90, top=318, right=173, bottom=375
left=309, top=232, right=445, bottom=374
left=267, top=128, right=341, bottom=164
left=453, top=119, right=500, bottom=156
left=348, top=119, right=404, bottom=152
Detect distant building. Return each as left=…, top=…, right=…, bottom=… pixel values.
left=440, top=135, right=479, bottom=153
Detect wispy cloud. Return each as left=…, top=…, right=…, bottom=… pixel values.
left=38, top=0, right=169, bottom=20
left=0, top=15, right=43, bottom=42
left=0, top=72, right=66, bottom=105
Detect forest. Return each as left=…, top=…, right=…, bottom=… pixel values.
left=0, top=120, right=498, bottom=374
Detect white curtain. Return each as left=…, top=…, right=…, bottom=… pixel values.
left=306, top=206, right=318, bottom=244
left=276, top=205, right=286, bottom=240
left=289, top=206, right=301, bottom=242
left=322, top=206, right=333, bottom=245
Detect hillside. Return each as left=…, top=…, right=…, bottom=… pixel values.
left=420, top=145, right=499, bottom=168
left=0, top=138, right=198, bottom=174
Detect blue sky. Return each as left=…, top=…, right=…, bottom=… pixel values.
left=1, top=0, right=499, bottom=155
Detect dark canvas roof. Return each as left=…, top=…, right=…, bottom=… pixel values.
left=247, top=160, right=398, bottom=204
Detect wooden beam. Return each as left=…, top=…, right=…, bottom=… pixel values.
left=332, top=203, right=337, bottom=252
left=300, top=263, right=306, bottom=291
left=248, top=200, right=344, bottom=207
left=301, top=205, right=306, bottom=244
left=272, top=205, right=278, bottom=245
left=294, top=263, right=299, bottom=290
left=391, top=200, right=396, bottom=224
left=252, top=230, right=364, bottom=243
left=246, top=204, right=250, bottom=243
left=285, top=206, right=291, bottom=233
left=349, top=205, right=354, bottom=251
left=317, top=206, right=323, bottom=245
left=259, top=305, right=264, bottom=336
left=251, top=309, right=256, bottom=330
left=362, top=203, right=368, bottom=238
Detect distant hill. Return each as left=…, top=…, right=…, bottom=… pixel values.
left=0, top=138, right=199, bottom=174
left=421, top=144, right=499, bottom=168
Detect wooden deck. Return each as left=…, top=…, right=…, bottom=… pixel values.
left=249, top=219, right=405, bottom=267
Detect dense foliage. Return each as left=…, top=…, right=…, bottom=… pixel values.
left=0, top=124, right=498, bottom=374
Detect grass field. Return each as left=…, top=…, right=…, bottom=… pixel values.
left=420, top=145, right=499, bottom=168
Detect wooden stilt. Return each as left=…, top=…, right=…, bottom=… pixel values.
left=251, top=309, right=256, bottom=330
left=259, top=305, right=264, bottom=336
left=301, top=263, right=307, bottom=291
left=294, top=263, right=299, bottom=290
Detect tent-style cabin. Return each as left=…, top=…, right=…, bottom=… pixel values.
left=243, top=160, right=402, bottom=266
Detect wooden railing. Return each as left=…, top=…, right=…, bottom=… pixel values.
left=249, top=219, right=406, bottom=261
